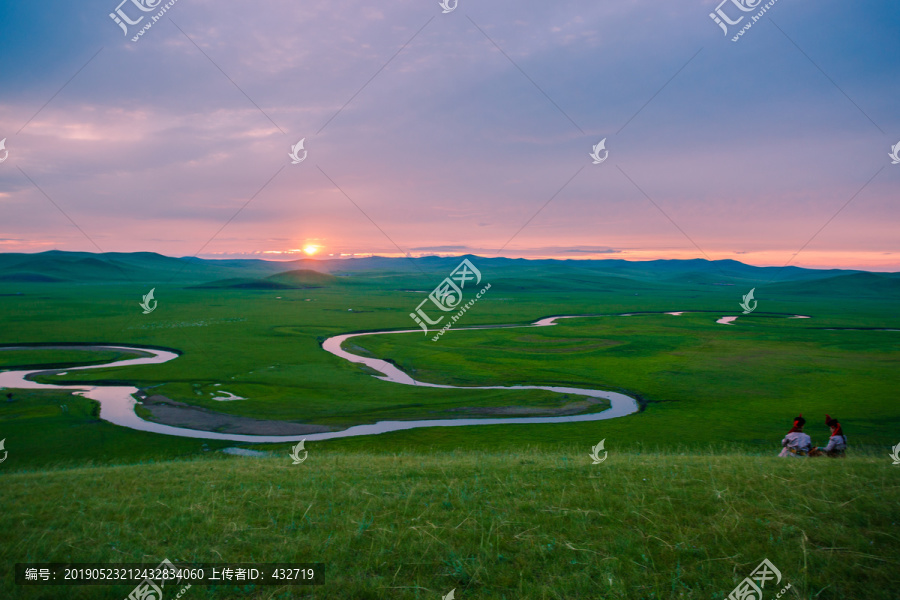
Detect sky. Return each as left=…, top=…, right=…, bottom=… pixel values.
left=0, top=0, right=898, bottom=271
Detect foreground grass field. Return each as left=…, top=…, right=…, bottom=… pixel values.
left=1, top=450, right=898, bottom=599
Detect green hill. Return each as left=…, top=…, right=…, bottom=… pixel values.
left=191, top=270, right=335, bottom=289
left=0, top=251, right=293, bottom=284
left=0, top=255, right=133, bottom=281
left=771, top=272, right=900, bottom=296
left=188, top=277, right=298, bottom=290
left=264, top=269, right=337, bottom=287
left=0, top=272, right=65, bottom=283
left=489, top=273, right=661, bottom=292
left=1, top=251, right=893, bottom=290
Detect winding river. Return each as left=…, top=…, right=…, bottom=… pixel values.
left=0, top=311, right=819, bottom=443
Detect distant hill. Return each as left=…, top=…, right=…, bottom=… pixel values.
left=0, top=272, right=66, bottom=283
left=0, top=251, right=896, bottom=293
left=265, top=269, right=337, bottom=287
left=0, top=254, right=135, bottom=281
left=188, top=278, right=297, bottom=290
left=285, top=255, right=879, bottom=285
left=770, top=272, right=900, bottom=296
left=490, top=273, right=660, bottom=292
left=0, top=250, right=292, bottom=284
left=191, top=270, right=337, bottom=290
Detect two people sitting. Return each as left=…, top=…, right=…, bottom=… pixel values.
left=779, top=413, right=846, bottom=458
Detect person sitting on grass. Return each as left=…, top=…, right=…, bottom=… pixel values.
left=779, top=414, right=811, bottom=457
left=810, top=414, right=847, bottom=458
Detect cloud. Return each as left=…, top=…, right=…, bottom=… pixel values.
left=0, top=0, right=896, bottom=269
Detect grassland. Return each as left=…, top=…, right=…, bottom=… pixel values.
left=350, top=312, right=900, bottom=452
left=1, top=267, right=897, bottom=461
left=1, top=254, right=898, bottom=598
left=1, top=450, right=898, bottom=600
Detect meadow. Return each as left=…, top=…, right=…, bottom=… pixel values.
left=0, top=253, right=898, bottom=598
left=1, top=451, right=897, bottom=599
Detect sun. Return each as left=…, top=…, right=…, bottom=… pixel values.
left=302, top=245, right=320, bottom=256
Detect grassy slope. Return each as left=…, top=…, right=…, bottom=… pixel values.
left=1, top=451, right=898, bottom=600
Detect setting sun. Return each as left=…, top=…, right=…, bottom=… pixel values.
left=303, top=245, right=320, bottom=256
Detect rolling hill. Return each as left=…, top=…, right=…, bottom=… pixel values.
left=0, top=251, right=896, bottom=295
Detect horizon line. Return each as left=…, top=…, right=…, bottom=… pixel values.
left=3, top=248, right=898, bottom=274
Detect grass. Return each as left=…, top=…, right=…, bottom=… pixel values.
left=1, top=267, right=898, bottom=598
left=0, top=389, right=227, bottom=470
left=0, top=347, right=135, bottom=369
left=350, top=313, right=900, bottom=450
left=1, top=449, right=898, bottom=599
left=1, top=280, right=897, bottom=452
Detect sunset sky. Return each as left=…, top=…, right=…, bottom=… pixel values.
left=0, top=0, right=898, bottom=270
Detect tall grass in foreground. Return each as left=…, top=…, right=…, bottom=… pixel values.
left=1, top=450, right=898, bottom=599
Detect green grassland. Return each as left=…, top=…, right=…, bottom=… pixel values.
left=0, top=262, right=897, bottom=462
left=1, top=451, right=898, bottom=599
left=1, top=255, right=899, bottom=598
left=351, top=312, right=900, bottom=452
left=0, top=347, right=137, bottom=370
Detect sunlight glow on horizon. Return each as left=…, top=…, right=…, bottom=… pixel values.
left=3, top=243, right=896, bottom=271
left=194, top=248, right=898, bottom=271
